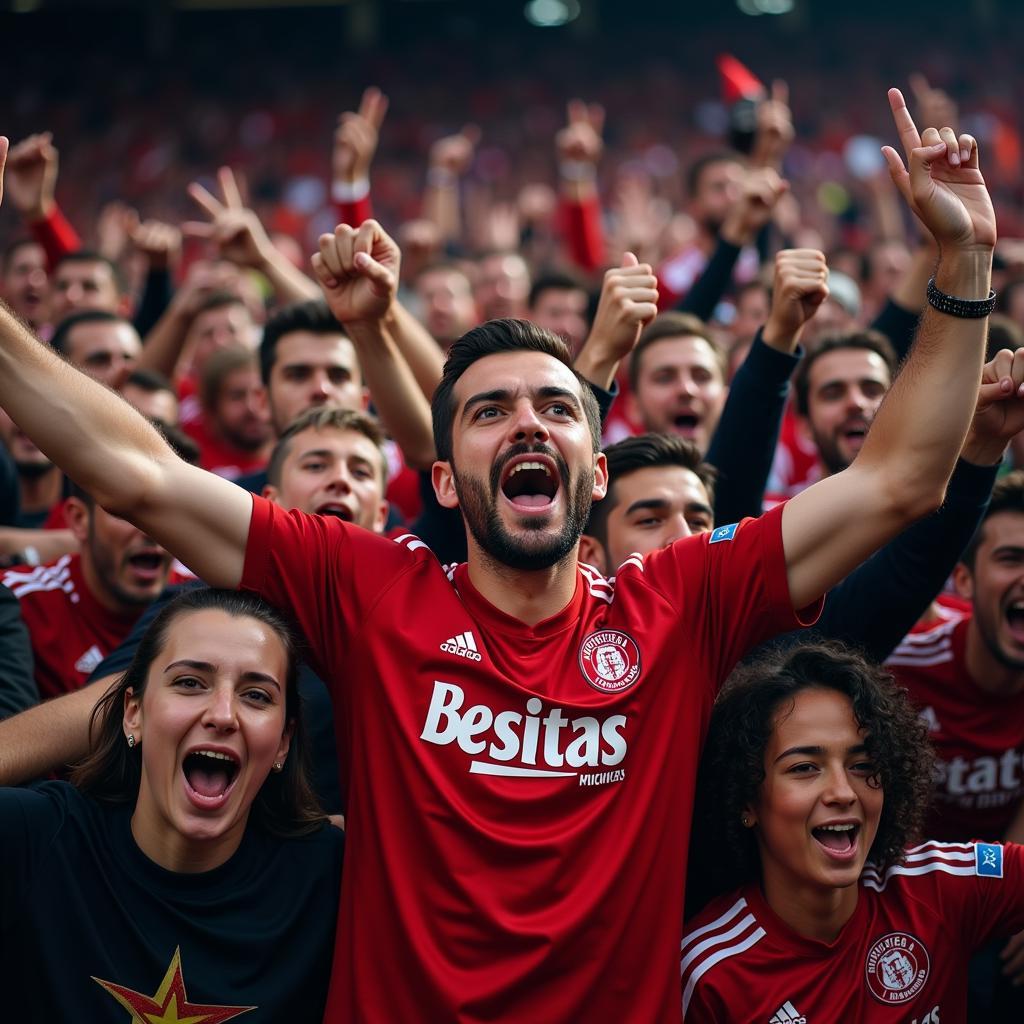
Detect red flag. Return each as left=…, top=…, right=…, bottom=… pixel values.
left=716, top=54, right=765, bottom=104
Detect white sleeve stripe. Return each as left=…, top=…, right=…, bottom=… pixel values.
left=863, top=863, right=977, bottom=891
left=680, top=897, right=748, bottom=955
left=681, top=926, right=766, bottom=1015
left=884, top=651, right=955, bottom=668
left=909, top=840, right=977, bottom=853
left=680, top=913, right=758, bottom=976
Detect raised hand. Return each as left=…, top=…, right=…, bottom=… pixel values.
left=752, top=80, right=794, bottom=171
left=184, top=167, right=274, bottom=269
left=131, top=219, right=182, bottom=271
left=333, top=86, right=389, bottom=185
left=908, top=73, right=958, bottom=136
left=583, top=252, right=659, bottom=362
left=556, top=99, right=604, bottom=169
left=5, top=132, right=58, bottom=220
left=964, top=347, right=1024, bottom=464
left=720, top=166, right=788, bottom=246
left=762, top=249, right=829, bottom=350
left=312, top=219, right=400, bottom=325
left=881, top=87, right=994, bottom=252
left=429, top=124, right=480, bottom=178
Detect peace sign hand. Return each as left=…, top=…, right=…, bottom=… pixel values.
left=184, top=167, right=274, bottom=269
left=881, top=87, right=995, bottom=252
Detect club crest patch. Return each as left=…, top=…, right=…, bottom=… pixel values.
left=865, top=932, right=930, bottom=1005
left=578, top=629, right=641, bottom=693
left=709, top=523, right=738, bottom=544
left=976, top=842, right=1004, bottom=877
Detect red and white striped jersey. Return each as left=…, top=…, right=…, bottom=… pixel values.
left=240, top=496, right=818, bottom=1023
left=887, top=614, right=1024, bottom=841
left=681, top=841, right=1024, bottom=1022
left=1, top=554, right=140, bottom=700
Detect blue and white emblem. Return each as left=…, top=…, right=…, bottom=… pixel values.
left=709, top=523, right=739, bottom=545
left=975, top=843, right=1003, bottom=878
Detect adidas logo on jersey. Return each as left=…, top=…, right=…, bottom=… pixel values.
left=440, top=631, right=482, bottom=662
left=769, top=1001, right=806, bottom=1024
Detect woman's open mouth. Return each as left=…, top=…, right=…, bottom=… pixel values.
left=182, top=749, right=241, bottom=810
left=811, top=822, right=860, bottom=862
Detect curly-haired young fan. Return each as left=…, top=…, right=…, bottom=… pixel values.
left=682, top=642, right=1024, bottom=1022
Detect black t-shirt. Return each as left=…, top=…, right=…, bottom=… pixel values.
left=0, top=782, right=343, bottom=1022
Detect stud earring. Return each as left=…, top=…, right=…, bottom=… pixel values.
left=272, top=761, right=283, bottom=773
left=126, top=734, right=136, bottom=749
left=741, top=814, right=752, bottom=827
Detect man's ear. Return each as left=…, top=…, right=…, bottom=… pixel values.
left=372, top=499, right=389, bottom=534
left=952, top=562, right=974, bottom=601
left=578, top=534, right=607, bottom=575
left=64, top=496, right=91, bottom=544
left=592, top=451, right=608, bottom=502
left=262, top=483, right=281, bottom=505
left=432, top=461, right=459, bottom=510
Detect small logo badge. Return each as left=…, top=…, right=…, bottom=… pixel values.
left=865, top=932, right=930, bottom=1005
left=578, top=629, right=641, bottom=693
left=709, top=523, right=739, bottom=544
left=440, top=631, right=483, bottom=662
left=976, top=843, right=1004, bottom=878
left=769, top=1000, right=806, bottom=1024
left=74, top=644, right=104, bottom=675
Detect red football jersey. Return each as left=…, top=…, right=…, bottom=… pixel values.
left=1, top=554, right=141, bottom=700
left=240, top=496, right=817, bottom=1022
left=681, top=841, right=1024, bottom=1022
left=887, top=616, right=1024, bottom=841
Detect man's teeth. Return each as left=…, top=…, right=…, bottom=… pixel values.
left=509, top=461, right=552, bottom=477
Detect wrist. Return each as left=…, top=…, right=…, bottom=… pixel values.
left=761, top=317, right=799, bottom=351
left=934, top=247, right=994, bottom=300
left=26, top=197, right=55, bottom=223
left=961, top=433, right=1007, bottom=466
left=427, top=166, right=458, bottom=188
left=332, top=178, right=371, bottom=203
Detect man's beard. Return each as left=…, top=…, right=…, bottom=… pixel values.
left=453, top=444, right=594, bottom=572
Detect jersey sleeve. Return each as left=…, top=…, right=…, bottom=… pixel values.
left=239, top=495, right=417, bottom=685
left=942, top=841, right=1024, bottom=947
left=642, top=503, right=822, bottom=689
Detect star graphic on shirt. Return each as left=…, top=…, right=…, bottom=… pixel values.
left=92, top=947, right=255, bottom=1023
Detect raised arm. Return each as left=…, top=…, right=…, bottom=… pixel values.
left=312, top=220, right=436, bottom=469
left=0, top=131, right=250, bottom=586
left=782, top=89, right=995, bottom=609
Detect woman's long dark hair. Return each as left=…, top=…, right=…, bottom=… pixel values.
left=72, top=588, right=325, bottom=837
left=687, top=641, right=935, bottom=917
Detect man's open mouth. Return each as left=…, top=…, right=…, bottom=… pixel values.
left=182, top=749, right=241, bottom=808
left=127, top=551, right=166, bottom=580
left=500, top=458, right=560, bottom=510
left=316, top=502, right=354, bottom=522
left=673, top=413, right=700, bottom=432
left=1005, top=599, right=1024, bottom=643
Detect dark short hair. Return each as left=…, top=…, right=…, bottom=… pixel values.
left=527, top=269, right=589, bottom=311
left=53, top=249, right=124, bottom=293
left=585, top=433, right=717, bottom=552
left=200, top=346, right=258, bottom=414
left=686, top=150, right=742, bottom=199
left=431, top=318, right=602, bottom=464
left=629, top=312, right=726, bottom=393
left=266, top=405, right=388, bottom=489
left=1, top=237, right=43, bottom=275
left=259, top=300, right=347, bottom=386
left=193, top=289, right=248, bottom=320
left=71, top=588, right=325, bottom=838
left=793, top=331, right=898, bottom=418
left=124, top=367, right=176, bottom=397
left=687, top=641, right=934, bottom=914
left=51, top=310, right=129, bottom=357
left=960, top=470, right=1024, bottom=570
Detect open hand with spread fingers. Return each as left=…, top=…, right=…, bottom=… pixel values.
left=184, top=166, right=274, bottom=270
left=312, top=219, right=400, bottom=325
left=881, top=87, right=995, bottom=253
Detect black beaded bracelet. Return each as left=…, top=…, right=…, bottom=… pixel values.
left=926, top=277, right=996, bottom=319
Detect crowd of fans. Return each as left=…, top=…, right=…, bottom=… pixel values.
left=1, top=9, right=1024, bottom=1020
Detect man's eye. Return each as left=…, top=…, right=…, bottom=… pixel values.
left=302, top=461, right=327, bottom=472
left=548, top=403, right=571, bottom=417
left=475, top=407, right=500, bottom=420
left=688, top=518, right=713, bottom=534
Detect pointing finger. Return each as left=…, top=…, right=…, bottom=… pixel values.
left=770, top=79, right=789, bottom=106
left=218, top=166, right=244, bottom=210
left=888, top=87, right=922, bottom=159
